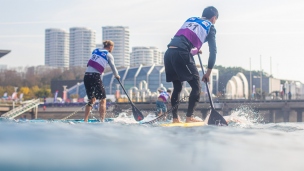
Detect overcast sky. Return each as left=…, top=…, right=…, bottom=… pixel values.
left=1, top=0, right=304, bottom=82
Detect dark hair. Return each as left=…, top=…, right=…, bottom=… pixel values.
left=103, top=40, right=114, bottom=48
left=202, top=6, right=218, bottom=19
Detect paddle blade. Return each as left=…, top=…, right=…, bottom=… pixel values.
left=207, top=109, right=228, bottom=126
left=131, top=105, right=144, bottom=121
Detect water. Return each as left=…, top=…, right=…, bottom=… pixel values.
left=1, top=108, right=304, bottom=171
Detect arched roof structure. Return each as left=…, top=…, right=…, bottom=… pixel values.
left=66, top=65, right=219, bottom=99
left=231, top=76, right=243, bottom=97
left=226, top=72, right=249, bottom=99
left=236, top=72, right=249, bottom=99
left=226, top=80, right=236, bottom=99
left=67, top=65, right=173, bottom=98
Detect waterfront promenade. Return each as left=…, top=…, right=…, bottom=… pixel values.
left=1, top=99, right=304, bottom=123
left=115, top=99, right=304, bottom=123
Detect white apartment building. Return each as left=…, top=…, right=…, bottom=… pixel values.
left=102, top=26, right=130, bottom=67
left=130, top=46, right=164, bottom=67
left=69, top=27, right=96, bottom=67
left=150, top=46, right=164, bottom=65
left=45, top=28, right=69, bottom=67
left=160, top=52, right=165, bottom=65
left=96, top=44, right=103, bottom=49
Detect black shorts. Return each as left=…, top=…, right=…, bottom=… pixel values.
left=164, top=48, right=200, bottom=82
left=83, top=72, right=106, bottom=100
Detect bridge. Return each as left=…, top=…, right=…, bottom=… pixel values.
left=115, top=99, right=304, bottom=123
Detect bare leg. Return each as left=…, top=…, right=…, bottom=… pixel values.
left=158, top=111, right=162, bottom=117
left=99, top=99, right=106, bottom=122
left=84, top=105, right=92, bottom=122
left=84, top=98, right=96, bottom=122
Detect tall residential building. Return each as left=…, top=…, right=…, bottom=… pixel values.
left=130, top=46, right=163, bottom=67
left=102, top=26, right=130, bottom=67
left=96, top=44, right=103, bottom=49
left=150, top=47, right=164, bottom=65
left=69, top=27, right=96, bottom=67
left=45, top=28, right=69, bottom=67
left=160, top=52, right=165, bottom=65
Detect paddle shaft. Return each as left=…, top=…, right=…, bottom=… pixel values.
left=116, top=78, right=144, bottom=121
left=141, top=95, right=189, bottom=124
left=116, top=78, right=134, bottom=104
left=197, top=53, right=215, bottom=110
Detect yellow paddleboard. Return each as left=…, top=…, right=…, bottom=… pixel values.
left=160, top=122, right=206, bottom=127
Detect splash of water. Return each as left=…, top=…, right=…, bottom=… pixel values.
left=225, top=105, right=264, bottom=128
left=111, top=112, right=138, bottom=124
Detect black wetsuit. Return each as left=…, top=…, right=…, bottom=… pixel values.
left=164, top=25, right=217, bottom=119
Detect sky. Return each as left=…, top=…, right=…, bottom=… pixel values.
left=0, top=0, right=304, bottom=82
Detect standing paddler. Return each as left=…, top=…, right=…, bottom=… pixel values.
left=164, top=6, right=219, bottom=123
left=83, top=40, right=120, bottom=122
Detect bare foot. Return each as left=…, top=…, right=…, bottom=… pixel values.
left=173, top=118, right=182, bottom=123
left=186, top=116, right=203, bottom=123
left=100, top=118, right=105, bottom=122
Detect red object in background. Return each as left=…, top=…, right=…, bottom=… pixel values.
left=115, top=90, right=120, bottom=99
left=63, top=91, right=67, bottom=101
left=12, top=92, right=17, bottom=100
left=78, top=98, right=84, bottom=102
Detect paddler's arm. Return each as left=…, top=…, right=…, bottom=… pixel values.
left=202, top=25, right=217, bottom=82
left=107, top=53, right=120, bottom=79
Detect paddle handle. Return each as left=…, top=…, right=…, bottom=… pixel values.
left=197, top=53, right=215, bottom=109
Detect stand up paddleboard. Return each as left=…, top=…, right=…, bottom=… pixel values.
left=66, top=118, right=114, bottom=123
left=160, top=122, right=206, bottom=127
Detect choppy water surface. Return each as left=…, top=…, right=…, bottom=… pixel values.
left=1, top=108, right=304, bottom=171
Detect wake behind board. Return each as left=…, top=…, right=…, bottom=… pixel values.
left=161, top=122, right=206, bottom=127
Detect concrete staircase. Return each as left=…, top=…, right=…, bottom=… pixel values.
left=1, top=99, right=42, bottom=119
